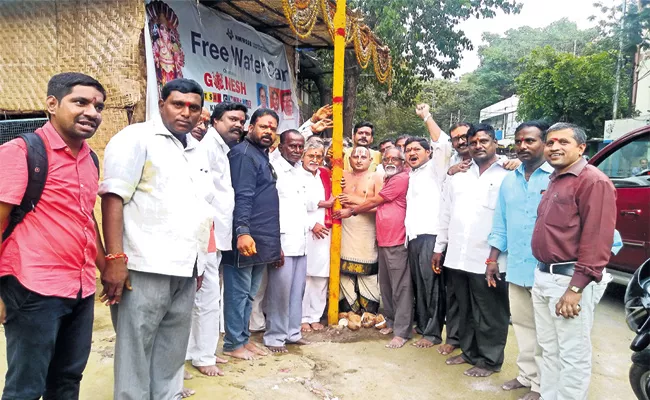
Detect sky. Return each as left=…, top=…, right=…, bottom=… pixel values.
left=453, top=0, right=618, bottom=75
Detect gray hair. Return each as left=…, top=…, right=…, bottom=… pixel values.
left=304, top=137, right=325, bottom=154
left=383, top=146, right=405, bottom=161
left=547, top=122, right=587, bottom=145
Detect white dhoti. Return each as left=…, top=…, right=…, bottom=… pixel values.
left=302, top=277, right=328, bottom=323
left=302, top=231, right=331, bottom=324
left=186, top=251, right=222, bottom=367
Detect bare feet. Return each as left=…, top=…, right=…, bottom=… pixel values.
left=301, top=323, right=312, bottom=333
left=445, top=354, right=468, bottom=365
left=437, top=343, right=457, bottom=355
left=181, top=387, right=195, bottom=398
left=464, top=366, right=495, bottom=377
left=244, top=342, right=269, bottom=356
left=519, top=391, right=541, bottom=400
left=413, top=338, right=436, bottom=348
left=223, top=347, right=256, bottom=360
left=311, top=322, right=325, bottom=331
left=288, top=338, right=310, bottom=345
left=215, top=356, right=229, bottom=364
left=196, top=365, right=224, bottom=377
left=386, top=336, right=407, bottom=349
left=184, top=370, right=193, bottom=380
left=379, top=327, right=393, bottom=335
left=267, top=345, right=288, bottom=353
left=502, top=378, right=526, bottom=391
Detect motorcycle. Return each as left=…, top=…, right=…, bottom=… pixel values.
left=625, top=258, right=650, bottom=400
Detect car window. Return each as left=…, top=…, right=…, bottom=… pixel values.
left=596, top=134, right=650, bottom=188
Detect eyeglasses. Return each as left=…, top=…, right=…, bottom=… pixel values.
left=304, top=154, right=324, bottom=161
left=268, top=163, right=277, bottom=181
left=382, top=157, right=403, bottom=163
left=451, top=135, right=468, bottom=143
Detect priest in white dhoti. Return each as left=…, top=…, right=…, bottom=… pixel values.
left=300, top=138, right=334, bottom=332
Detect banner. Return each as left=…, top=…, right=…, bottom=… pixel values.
left=144, top=0, right=300, bottom=132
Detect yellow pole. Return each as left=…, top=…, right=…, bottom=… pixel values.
left=328, top=0, right=346, bottom=326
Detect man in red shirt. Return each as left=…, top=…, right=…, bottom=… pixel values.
left=0, top=72, right=106, bottom=399
left=334, top=147, right=413, bottom=348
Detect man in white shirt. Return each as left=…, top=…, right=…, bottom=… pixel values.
left=416, top=105, right=519, bottom=357
left=300, top=139, right=334, bottom=332
left=100, top=79, right=214, bottom=399
left=264, top=130, right=311, bottom=353
left=432, top=123, right=510, bottom=379
left=185, top=102, right=247, bottom=380
left=404, top=137, right=447, bottom=349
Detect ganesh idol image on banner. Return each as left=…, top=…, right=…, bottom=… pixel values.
left=146, top=1, right=185, bottom=96
left=144, top=0, right=300, bottom=127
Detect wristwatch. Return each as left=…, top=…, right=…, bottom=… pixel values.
left=569, top=285, right=583, bottom=294
left=351, top=208, right=358, bottom=216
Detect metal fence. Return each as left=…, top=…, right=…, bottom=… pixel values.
left=0, top=118, right=48, bottom=145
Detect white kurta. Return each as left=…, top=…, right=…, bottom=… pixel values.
left=434, top=159, right=510, bottom=274
left=300, top=168, right=330, bottom=277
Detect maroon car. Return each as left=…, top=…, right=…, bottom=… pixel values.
left=589, top=125, right=650, bottom=284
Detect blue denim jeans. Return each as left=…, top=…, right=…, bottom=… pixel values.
left=222, top=263, right=266, bottom=352
left=0, top=275, right=94, bottom=400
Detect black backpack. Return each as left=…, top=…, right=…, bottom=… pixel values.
left=1, top=132, right=99, bottom=241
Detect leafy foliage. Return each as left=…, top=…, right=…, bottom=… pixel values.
left=472, top=19, right=599, bottom=99
left=347, top=0, right=521, bottom=103
left=516, top=47, right=630, bottom=137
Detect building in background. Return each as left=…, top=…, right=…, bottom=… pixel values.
left=479, top=95, right=520, bottom=141
left=605, top=48, right=650, bottom=140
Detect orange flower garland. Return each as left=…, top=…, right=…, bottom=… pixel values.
left=353, top=25, right=373, bottom=69
left=282, top=0, right=393, bottom=90
left=282, top=0, right=320, bottom=39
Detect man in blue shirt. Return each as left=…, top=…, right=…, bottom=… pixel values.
left=486, top=121, right=550, bottom=400
left=222, top=108, right=282, bottom=361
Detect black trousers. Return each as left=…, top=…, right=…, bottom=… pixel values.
left=0, top=276, right=94, bottom=400
left=408, top=235, right=446, bottom=343
left=448, top=268, right=509, bottom=371
left=444, top=266, right=460, bottom=346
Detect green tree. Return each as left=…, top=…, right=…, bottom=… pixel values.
left=591, top=1, right=650, bottom=113
left=475, top=19, right=599, bottom=98
left=339, top=0, right=522, bottom=136
left=516, top=47, right=630, bottom=137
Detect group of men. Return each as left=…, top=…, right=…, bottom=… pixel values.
left=0, top=73, right=617, bottom=400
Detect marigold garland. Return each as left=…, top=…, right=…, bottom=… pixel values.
left=281, top=0, right=393, bottom=91
left=373, top=44, right=392, bottom=92
left=282, top=0, right=320, bottom=39
left=373, top=45, right=391, bottom=82
left=353, top=25, right=373, bottom=69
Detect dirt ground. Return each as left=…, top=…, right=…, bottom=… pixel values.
left=0, top=284, right=636, bottom=399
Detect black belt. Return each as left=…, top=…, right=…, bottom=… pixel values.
left=537, top=261, right=576, bottom=277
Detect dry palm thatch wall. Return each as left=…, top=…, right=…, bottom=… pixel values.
left=0, top=0, right=147, bottom=154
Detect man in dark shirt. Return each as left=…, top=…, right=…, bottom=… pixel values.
left=222, top=108, right=282, bottom=361
left=531, top=122, right=616, bottom=400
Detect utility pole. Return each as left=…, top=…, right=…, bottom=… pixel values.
left=613, top=0, right=627, bottom=120
left=573, top=39, right=577, bottom=56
